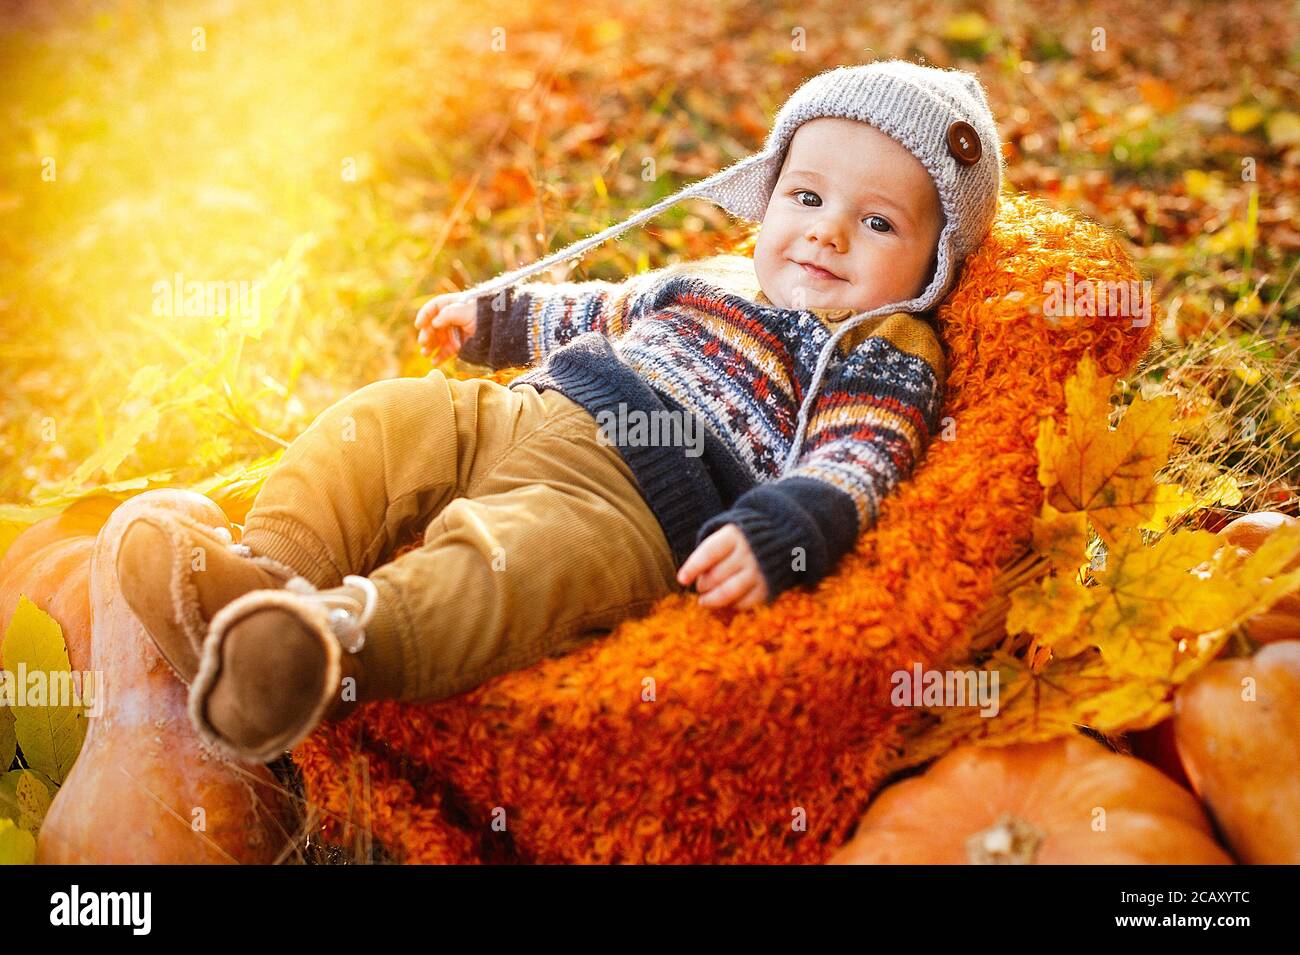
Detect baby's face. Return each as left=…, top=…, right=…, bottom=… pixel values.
left=753, top=117, right=943, bottom=313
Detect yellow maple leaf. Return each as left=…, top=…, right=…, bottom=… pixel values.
left=892, top=524, right=1300, bottom=773
left=887, top=649, right=1172, bottom=774
left=1036, top=353, right=1181, bottom=545
left=1029, top=503, right=1090, bottom=574
left=1084, top=527, right=1225, bottom=677
left=1007, top=572, right=1093, bottom=658
left=893, top=356, right=1300, bottom=773
left=1009, top=522, right=1300, bottom=680
left=1136, top=482, right=1199, bottom=532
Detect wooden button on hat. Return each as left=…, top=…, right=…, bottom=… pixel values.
left=947, top=120, right=982, bottom=165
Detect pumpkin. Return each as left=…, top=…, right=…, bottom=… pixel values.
left=1217, top=511, right=1300, bottom=645
left=829, top=734, right=1232, bottom=864
left=1173, top=639, right=1300, bottom=864
left=0, top=495, right=119, bottom=673
left=0, top=489, right=296, bottom=864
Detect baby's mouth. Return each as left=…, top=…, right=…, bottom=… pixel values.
left=792, top=259, right=845, bottom=282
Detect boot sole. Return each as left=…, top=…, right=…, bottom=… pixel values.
left=189, top=590, right=342, bottom=764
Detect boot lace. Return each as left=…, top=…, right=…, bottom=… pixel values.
left=282, top=575, right=377, bottom=654
left=207, top=524, right=373, bottom=649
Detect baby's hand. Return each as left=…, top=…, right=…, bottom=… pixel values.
left=414, top=293, right=478, bottom=363
left=677, top=523, right=769, bottom=609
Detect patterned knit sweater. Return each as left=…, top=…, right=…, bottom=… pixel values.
left=459, top=253, right=947, bottom=600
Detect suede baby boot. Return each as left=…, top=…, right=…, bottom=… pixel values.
left=188, top=575, right=377, bottom=764
left=115, top=505, right=299, bottom=683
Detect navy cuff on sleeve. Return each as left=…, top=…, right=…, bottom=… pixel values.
left=458, top=287, right=533, bottom=369
left=694, top=476, right=861, bottom=600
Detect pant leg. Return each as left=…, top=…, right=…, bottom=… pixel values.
left=240, top=369, right=540, bottom=699
left=240, top=368, right=681, bottom=703
left=240, top=369, right=519, bottom=587
left=362, top=386, right=682, bottom=703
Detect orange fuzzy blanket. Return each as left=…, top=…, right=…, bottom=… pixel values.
left=292, top=193, right=1158, bottom=863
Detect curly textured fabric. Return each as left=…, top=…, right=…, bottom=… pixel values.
left=291, top=194, right=1158, bottom=863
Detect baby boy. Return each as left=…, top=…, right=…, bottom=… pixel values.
left=417, top=61, right=1002, bottom=609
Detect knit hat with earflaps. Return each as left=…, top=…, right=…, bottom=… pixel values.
left=443, top=60, right=1004, bottom=473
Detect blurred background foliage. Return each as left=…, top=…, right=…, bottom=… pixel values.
left=0, top=0, right=1296, bottom=532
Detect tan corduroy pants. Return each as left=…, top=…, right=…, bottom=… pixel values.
left=239, top=369, right=681, bottom=703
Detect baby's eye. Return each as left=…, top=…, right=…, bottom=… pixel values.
left=864, top=214, right=893, bottom=233
left=793, top=189, right=821, bottom=207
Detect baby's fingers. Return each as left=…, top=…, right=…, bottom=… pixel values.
left=697, top=569, right=759, bottom=608
left=415, top=293, right=459, bottom=330
left=414, top=299, right=437, bottom=330
left=696, top=548, right=745, bottom=592
left=677, top=531, right=729, bottom=586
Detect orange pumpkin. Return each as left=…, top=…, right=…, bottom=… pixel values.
left=829, top=735, right=1232, bottom=864
left=0, top=495, right=119, bottom=673
left=0, top=489, right=296, bottom=863
left=1173, top=639, right=1300, bottom=864
left=1218, top=512, right=1300, bottom=645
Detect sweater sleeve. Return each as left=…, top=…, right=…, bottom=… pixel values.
left=693, top=315, right=946, bottom=600
left=458, top=269, right=666, bottom=370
